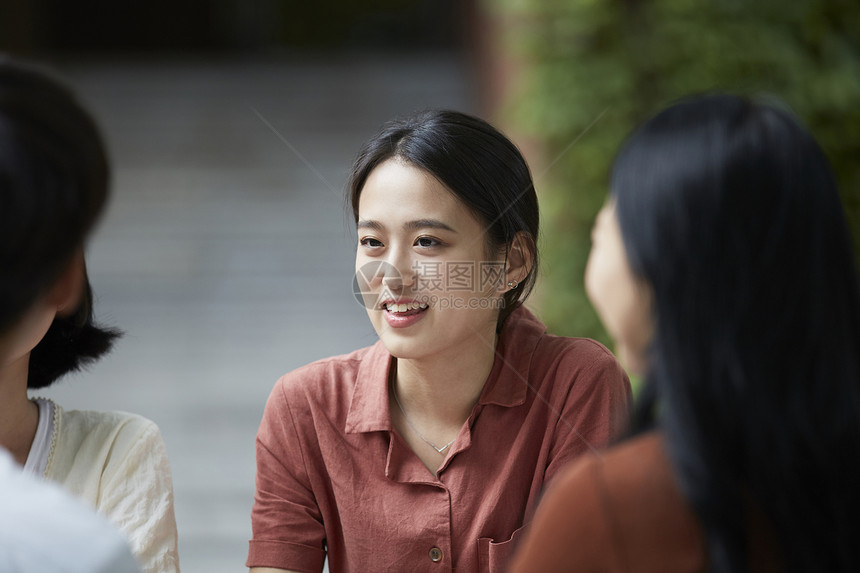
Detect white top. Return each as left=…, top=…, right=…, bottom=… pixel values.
left=26, top=400, right=181, bottom=573
left=23, top=397, right=54, bottom=476
left=0, top=447, right=141, bottom=573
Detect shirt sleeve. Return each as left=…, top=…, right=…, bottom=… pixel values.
left=247, top=377, right=327, bottom=572
left=544, top=340, right=632, bottom=484
left=509, top=455, right=622, bottom=573
left=98, top=421, right=181, bottom=573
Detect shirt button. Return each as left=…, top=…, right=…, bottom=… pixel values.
left=429, top=547, right=443, bottom=562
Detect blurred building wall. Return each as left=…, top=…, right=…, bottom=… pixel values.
left=1, top=0, right=465, bottom=54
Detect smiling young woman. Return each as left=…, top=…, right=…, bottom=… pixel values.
left=247, top=110, right=632, bottom=573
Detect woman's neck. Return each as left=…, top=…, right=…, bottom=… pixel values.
left=0, top=354, right=39, bottom=466
left=393, top=330, right=498, bottom=428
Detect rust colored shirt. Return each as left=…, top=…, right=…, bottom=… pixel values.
left=247, top=307, right=631, bottom=573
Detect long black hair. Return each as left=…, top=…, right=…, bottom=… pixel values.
left=614, top=94, right=860, bottom=572
left=347, top=109, right=540, bottom=327
left=0, top=57, right=120, bottom=387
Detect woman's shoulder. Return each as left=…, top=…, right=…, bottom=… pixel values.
left=529, top=334, right=631, bottom=413
left=536, top=333, right=621, bottom=370
left=47, top=405, right=170, bottom=501
left=57, top=406, right=162, bottom=443
left=503, top=306, right=626, bottom=381
left=541, top=433, right=705, bottom=571
left=259, top=342, right=388, bottom=450
left=509, top=304, right=619, bottom=364
left=557, top=432, right=670, bottom=492
left=274, top=342, right=384, bottom=394
left=50, top=406, right=167, bottom=475
left=551, top=433, right=691, bottom=519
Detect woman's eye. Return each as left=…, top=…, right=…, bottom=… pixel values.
left=415, top=236, right=440, bottom=248
left=360, top=237, right=383, bottom=248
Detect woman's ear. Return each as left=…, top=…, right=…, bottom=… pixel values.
left=48, top=250, right=86, bottom=317
left=505, top=231, right=535, bottom=289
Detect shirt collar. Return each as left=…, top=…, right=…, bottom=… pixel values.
left=345, top=341, right=394, bottom=434
left=344, top=305, right=546, bottom=434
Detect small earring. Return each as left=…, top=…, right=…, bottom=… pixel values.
left=507, top=280, right=519, bottom=289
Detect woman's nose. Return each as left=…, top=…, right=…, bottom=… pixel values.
left=384, top=250, right=416, bottom=291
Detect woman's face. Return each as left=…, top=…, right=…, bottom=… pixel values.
left=356, top=158, right=505, bottom=362
left=585, top=200, right=654, bottom=375
left=0, top=253, right=83, bottom=371
left=0, top=300, right=56, bottom=370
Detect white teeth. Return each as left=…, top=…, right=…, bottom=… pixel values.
left=385, top=301, right=429, bottom=312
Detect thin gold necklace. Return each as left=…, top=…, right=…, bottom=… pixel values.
left=392, top=381, right=456, bottom=454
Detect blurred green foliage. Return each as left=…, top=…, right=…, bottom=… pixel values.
left=492, top=0, right=860, bottom=344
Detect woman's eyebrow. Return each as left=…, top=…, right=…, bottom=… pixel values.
left=357, top=219, right=383, bottom=231
left=356, top=219, right=457, bottom=233
left=403, top=219, right=456, bottom=233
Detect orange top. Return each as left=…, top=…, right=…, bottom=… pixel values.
left=247, top=306, right=631, bottom=572
left=509, top=432, right=704, bottom=573
left=510, top=432, right=784, bottom=572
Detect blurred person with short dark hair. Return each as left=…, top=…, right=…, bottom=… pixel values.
left=0, top=57, right=180, bottom=573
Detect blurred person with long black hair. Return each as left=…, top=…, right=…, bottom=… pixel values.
left=510, top=94, right=860, bottom=572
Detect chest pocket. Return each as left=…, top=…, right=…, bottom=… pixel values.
left=477, top=526, right=526, bottom=573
